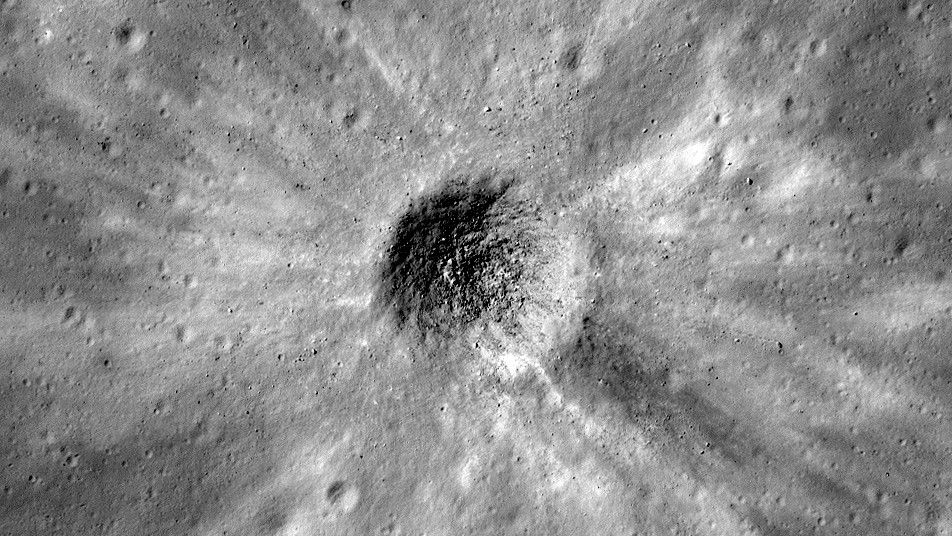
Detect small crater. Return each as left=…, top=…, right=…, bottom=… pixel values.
left=173, top=324, right=193, bottom=344
left=326, top=480, right=346, bottom=504
left=927, top=116, right=948, bottom=134
left=325, top=479, right=359, bottom=512
left=893, top=232, right=909, bottom=257
left=342, top=109, right=359, bottom=129
left=775, top=244, right=792, bottom=262
left=379, top=178, right=542, bottom=335
left=332, top=26, right=352, bottom=46
left=377, top=173, right=588, bottom=353
left=100, top=137, right=123, bottom=158
left=783, top=96, right=794, bottom=114
left=378, top=522, right=402, bottom=535
left=558, top=43, right=583, bottom=71
left=113, top=20, right=147, bottom=52
left=113, top=21, right=134, bottom=45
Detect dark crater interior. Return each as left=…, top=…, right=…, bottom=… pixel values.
left=378, top=178, right=551, bottom=337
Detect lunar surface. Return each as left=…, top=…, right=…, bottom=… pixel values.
left=3, top=0, right=952, bottom=534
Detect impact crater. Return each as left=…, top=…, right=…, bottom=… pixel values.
left=378, top=174, right=589, bottom=355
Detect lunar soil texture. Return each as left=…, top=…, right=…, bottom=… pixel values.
left=3, top=0, right=952, bottom=535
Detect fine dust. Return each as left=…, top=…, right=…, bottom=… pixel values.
left=2, top=1, right=952, bottom=535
